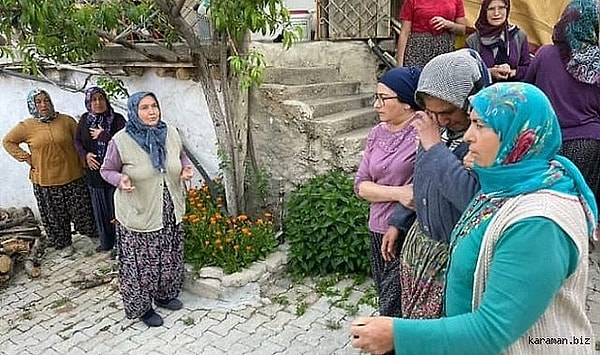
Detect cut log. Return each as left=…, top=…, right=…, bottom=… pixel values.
left=0, top=254, right=12, bottom=274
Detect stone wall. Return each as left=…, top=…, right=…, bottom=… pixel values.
left=246, top=41, right=380, bottom=218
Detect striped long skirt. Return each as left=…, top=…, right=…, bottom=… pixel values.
left=117, top=187, right=185, bottom=319
left=33, top=177, right=98, bottom=249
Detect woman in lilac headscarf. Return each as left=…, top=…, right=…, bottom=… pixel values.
left=74, top=87, right=126, bottom=253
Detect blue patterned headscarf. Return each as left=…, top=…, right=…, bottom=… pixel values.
left=552, top=0, right=600, bottom=86
left=125, top=92, right=168, bottom=173
left=27, top=89, right=57, bottom=123
left=85, top=86, right=115, bottom=161
left=451, top=83, right=598, bottom=243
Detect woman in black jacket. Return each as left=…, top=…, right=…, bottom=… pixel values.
left=74, top=87, right=126, bottom=253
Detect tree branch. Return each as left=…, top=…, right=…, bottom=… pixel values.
left=96, top=30, right=169, bottom=62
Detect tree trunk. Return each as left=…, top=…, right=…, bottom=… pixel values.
left=159, top=1, right=243, bottom=215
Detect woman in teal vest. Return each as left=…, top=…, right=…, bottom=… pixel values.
left=101, top=92, right=193, bottom=327
left=350, top=83, right=597, bottom=354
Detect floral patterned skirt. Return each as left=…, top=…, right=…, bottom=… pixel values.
left=400, top=221, right=449, bottom=319
left=404, top=32, right=455, bottom=69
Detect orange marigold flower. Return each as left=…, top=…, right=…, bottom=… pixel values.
left=204, top=240, right=210, bottom=246
left=247, top=232, right=252, bottom=237
left=225, top=237, right=233, bottom=243
left=219, top=245, right=224, bottom=250
left=227, top=229, right=235, bottom=234
left=214, top=213, right=222, bottom=219
left=210, top=218, right=216, bottom=225
left=237, top=214, right=248, bottom=221
left=233, top=244, right=240, bottom=251
left=256, top=218, right=263, bottom=225
left=264, top=212, right=272, bottom=218
left=241, top=228, right=250, bottom=235
left=215, top=230, right=222, bottom=236
left=214, top=239, right=222, bottom=245
left=246, top=246, right=252, bottom=251
left=182, top=215, right=189, bottom=221
left=216, top=196, right=223, bottom=203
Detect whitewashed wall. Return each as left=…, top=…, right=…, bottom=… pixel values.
left=0, top=69, right=220, bottom=214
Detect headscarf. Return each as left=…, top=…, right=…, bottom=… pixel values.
left=125, top=92, right=168, bottom=173
left=451, top=83, right=598, bottom=245
left=475, top=0, right=520, bottom=63
left=84, top=86, right=115, bottom=162
left=552, top=0, right=600, bottom=86
left=475, top=0, right=511, bottom=38
left=27, top=89, right=57, bottom=123
left=416, top=49, right=491, bottom=112
left=378, top=66, right=422, bottom=109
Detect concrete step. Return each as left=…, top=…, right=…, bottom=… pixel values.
left=307, top=93, right=373, bottom=118
left=263, top=66, right=340, bottom=85
left=332, top=126, right=371, bottom=169
left=260, top=81, right=360, bottom=101
left=313, top=107, right=378, bottom=137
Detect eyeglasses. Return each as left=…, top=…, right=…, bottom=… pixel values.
left=486, top=6, right=508, bottom=13
left=372, top=93, right=399, bottom=106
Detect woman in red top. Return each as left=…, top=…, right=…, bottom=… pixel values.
left=397, top=0, right=466, bottom=68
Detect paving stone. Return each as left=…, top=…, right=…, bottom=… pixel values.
left=261, top=310, right=295, bottom=332
left=234, top=312, right=270, bottom=334
left=209, top=313, right=245, bottom=336
left=2, top=234, right=599, bottom=355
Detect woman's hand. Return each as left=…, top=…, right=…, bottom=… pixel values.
left=463, top=151, right=475, bottom=170
left=490, top=64, right=512, bottom=80
left=119, top=174, right=136, bottom=193
left=180, top=165, right=193, bottom=181
left=86, top=152, right=101, bottom=170
left=411, top=111, right=441, bottom=151
left=381, top=226, right=399, bottom=262
left=350, top=316, right=394, bottom=354
left=430, top=16, right=450, bottom=31
left=396, top=184, right=414, bottom=210
left=89, top=126, right=104, bottom=140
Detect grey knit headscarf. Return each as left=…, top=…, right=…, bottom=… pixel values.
left=415, top=49, right=491, bottom=111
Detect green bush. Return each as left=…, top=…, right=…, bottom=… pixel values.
left=284, top=170, right=371, bottom=277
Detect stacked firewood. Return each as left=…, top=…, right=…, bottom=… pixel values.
left=0, top=207, right=43, bottom=284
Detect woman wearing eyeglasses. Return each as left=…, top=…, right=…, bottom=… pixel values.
left=354, top=67, right=421, bottom=320
left=466, top=0, right=531, bottom=82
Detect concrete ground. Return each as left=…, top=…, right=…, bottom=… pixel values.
left=1, top=234, right=600, bottom=354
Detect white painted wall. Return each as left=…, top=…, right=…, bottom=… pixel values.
left=0, top=69, right=220, bottom=214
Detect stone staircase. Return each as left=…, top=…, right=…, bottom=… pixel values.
left=257, top=66, right=377, bottom=172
